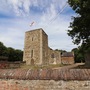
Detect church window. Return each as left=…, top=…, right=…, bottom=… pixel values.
left=31, top=50, right=33, bottom=58
left=32, top=37, right=33, bottom=41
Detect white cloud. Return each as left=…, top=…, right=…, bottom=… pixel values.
left=0, top=0, right=77, bottom=51
left=0, top=0, right=68, bottom=16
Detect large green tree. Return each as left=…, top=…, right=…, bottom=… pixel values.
left=68, top=0, right=90, bottom=51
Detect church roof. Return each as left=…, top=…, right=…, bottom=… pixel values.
left=61, top=52, right=74, bottom=57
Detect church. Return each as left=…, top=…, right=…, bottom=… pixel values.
left=23, top=28, right=74, bottom=65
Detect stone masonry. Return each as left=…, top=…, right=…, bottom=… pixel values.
left=0, top=80, right=90, bottom=90
left=48, top=48, right=61, bottom=64
left=0, top=69, right=90, bottom=90
left=23, top=28, right=61, bottom=65
left=61, top=52, right=74, bottom=64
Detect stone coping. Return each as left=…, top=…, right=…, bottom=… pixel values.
left=0, top=69, right=90, bottom=80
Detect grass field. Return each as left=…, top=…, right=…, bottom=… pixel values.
left=20, top=63, right=66, bottom=69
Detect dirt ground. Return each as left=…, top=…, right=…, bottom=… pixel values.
left=53, top=63, right=86, bottom=69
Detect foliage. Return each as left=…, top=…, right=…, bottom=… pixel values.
left=68, top=0, right=90, bottom=52
left=55, top=49, right=67, bottom=55
left=0, top=42, right=7, bottom=56
left=72, top=47, right=85, bottom=63
left=0, top=42, right=23, bottom=62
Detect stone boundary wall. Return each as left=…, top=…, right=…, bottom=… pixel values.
left=0, top=62, right=20, bottom=69
left=0, top=62, right=9, bottom=69
left=0, top=69, right=90, bottom=80
left=0, top=69, right=90, bottom=90
left=0, top=79, right=90, bottom=90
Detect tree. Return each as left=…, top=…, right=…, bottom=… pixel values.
left=0, top=41, right=23, bottom=62
left=55, top=49, right=67, bottom=55
left=0, top=42, right=7, bottom=56
left=7, top=47, right=15, bottom=61
left=68, top=0, right=90, bottom=50
left=72, top=47, right=85, bottom=63
left=14, top=50, right=23, bottom=61
left=7, top=48, right=23, bottom=62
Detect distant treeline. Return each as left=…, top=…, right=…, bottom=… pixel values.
left=0, top=41, right=89, bottom=63
left=0, top=42, right=23, bottom=62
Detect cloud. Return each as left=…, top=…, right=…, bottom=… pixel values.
left=7, top=0, right=30, bottom=16
left=0, top=0, right=77, bottom=51
left=0, top=0, right=68, bottom=17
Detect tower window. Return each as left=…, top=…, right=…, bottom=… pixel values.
left=31, top=50, right=33, bottom=58
left=32, top=37, right=33, bottom=41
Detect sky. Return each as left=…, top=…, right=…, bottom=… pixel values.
left=0, top=0, right=78, bottom=51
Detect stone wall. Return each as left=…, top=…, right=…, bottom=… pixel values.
left=0, top=69, right=90, bottom=90
left=41, top=30, right=48, bottom=65
left=23, top=29, right=49, bottom=65
left=0, top=80, right=90, bottom=90
left=0, top=69, right=90, bottom=80
left=0, top=62, right=20, bottom=69
left=48, top=48, right=61, bottom=64
left=23, top=29, right=42, bottom=65
left=0, top=62, right=9, bottom=69
left=61, top=57, right=74, bottom=64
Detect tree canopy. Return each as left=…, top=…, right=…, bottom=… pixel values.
left=68, top=0, right=90, bottom=51
left=72, top=46, right=85, bottom=63
left=0, top=42, right=23, bottom=62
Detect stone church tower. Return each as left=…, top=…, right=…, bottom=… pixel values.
left=23, top=28, right=49, bottom=65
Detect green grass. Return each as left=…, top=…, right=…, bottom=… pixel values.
left=20, top=64, right=65, bottom=69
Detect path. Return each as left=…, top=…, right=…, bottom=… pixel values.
left=53, top=63, right=85, bottom=69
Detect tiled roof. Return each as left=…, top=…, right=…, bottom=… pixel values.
left=62, top=52, right=74, bottom=57
left=0, top=69, right=90, bottom=80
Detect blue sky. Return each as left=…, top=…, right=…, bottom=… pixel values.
left=0, top=0, right=78, bottom=51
